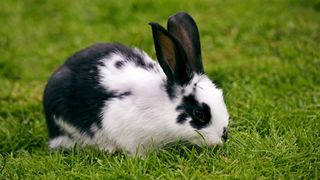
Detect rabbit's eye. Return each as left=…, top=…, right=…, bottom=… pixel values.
left=193, top=109, right=205, bottom=122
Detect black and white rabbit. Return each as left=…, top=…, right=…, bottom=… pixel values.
left=43, top=12, right=229, bottom=156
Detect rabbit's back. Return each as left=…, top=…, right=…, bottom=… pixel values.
left=43, top=43, right=166, bottom=151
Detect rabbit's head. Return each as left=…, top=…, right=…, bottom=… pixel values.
left=150, top=12, right=229, bottom=146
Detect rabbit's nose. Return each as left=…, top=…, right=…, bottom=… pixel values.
left=222, top=127, right=228, bottom=142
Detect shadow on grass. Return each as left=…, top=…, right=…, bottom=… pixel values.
left=45, top=141, right=225, bottom=161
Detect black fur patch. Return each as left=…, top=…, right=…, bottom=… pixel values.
left=113, top=46, right=158, bottom=72
left=115, top=61, right=124, bottom=68
left=222, top=127, right=228, bottom=142
left=43, top=43, right=133, bottom=139
left=176, top=94, right=211, bottom=129
left=162, top=79, right=176, bottom=99
left=118, top=91, right=132, bottom=99
left=177, top=112, right=189, bottom=123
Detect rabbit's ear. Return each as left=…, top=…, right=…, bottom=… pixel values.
left=167, top=12, right=204, bottom=74
left=150, top=22, right=192, bottom=86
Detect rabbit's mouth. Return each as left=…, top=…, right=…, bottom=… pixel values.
left=187, top=130, right=227, bottom=147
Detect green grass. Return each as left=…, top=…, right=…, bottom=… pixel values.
left=1, top=0, right=320, bottom=178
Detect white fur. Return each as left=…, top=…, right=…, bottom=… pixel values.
left=51, top=115, right=118, bottom=153
left=99, top=51, right=228, bottom=155
left=191, top=76, right=229, bottom=145
left=98, top=52, right=185, bottom=155
left=50, top=50, right=229, bottom=156
left=49, top=136, right=75, bottom=149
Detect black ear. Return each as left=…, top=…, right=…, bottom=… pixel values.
left=149, top=22, right=192, bottom=86
left=167, top=12, right=204, bottom=74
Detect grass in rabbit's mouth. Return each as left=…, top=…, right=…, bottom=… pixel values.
left=0, top=0, right=319, bottom=179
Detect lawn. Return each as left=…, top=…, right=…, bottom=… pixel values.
left=1, top=0, right=319, bottom=179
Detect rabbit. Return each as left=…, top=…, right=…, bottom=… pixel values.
left=43, top=12, right=229, bottom=156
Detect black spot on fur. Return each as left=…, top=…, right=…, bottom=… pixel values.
left=43, top=43, right=134, bottom=139
left=135, top=57, right=147, bottom=67
left=177, top=112, right=189, bottom=123
left=115, top=61, right=124, bottom=68
left=112, top=46, right=158, bottom=72
left=222, top=127, right=228, bottom=142
left=118, top=91, right=132, bottom=99
left=193, top=83, right=197, bottom=92
left=176, top=94, right=211, bottom=129
left=97, top=61, right=105, bottom=67
left=131, top=57, right=157, bottom=71
left=162, top=79, right=176, bottom=99
left=147, top=63, right=156, bottom=70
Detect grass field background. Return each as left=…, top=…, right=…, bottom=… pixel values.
left=1, top=0, right=319, bottom=178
